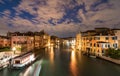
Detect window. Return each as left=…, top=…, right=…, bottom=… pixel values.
left=115, top=36, right=117, bottom=40
left=24, top=41, right=27, bottom=44
left=17, top=41, right=20, bottom=44
left=98, top=37, right=100, bottom=40
left=102, top=50, right=104, bottom=53
left=89, top=37, right=92, bottom=41
left=95, top=37, right=100, bottom=40
left=112, top=36, right=117, bottom=40
left=86, top=38, right=88, bottom=40
left=15, top=60, right=20, bottom=64
left=108, top=44, right=110, bottom=48
left=113, top=43, right=117, bottom=48
left=97, top=44, right=99, bottom=47
left=105, top=44, right=107, bottom=48
left=90, top=43, right=92, bottom=47
left=105, top=37, right=109, bottom=40
left=13, top=41, right=16, bottom=44
left=102, top=44, right=103, bottom=48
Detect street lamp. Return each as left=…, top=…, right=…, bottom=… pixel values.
left=10, top=47, right=16, bottom=67
left=12, top=47, right=16, bottom=55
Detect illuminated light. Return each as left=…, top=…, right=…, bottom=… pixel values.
left=50, top=46, right=54, bottom=65
left=30, top=54, right=35, bottom=61
left=48, top=42, right=51, bottom=48
left=51, top=43, right=54, bottom=46
left=70, top=51, right=78, bottom=76
left=12, top=47, right=16, bottom=51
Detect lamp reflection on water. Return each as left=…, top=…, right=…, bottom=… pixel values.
left=49, top=46, right=54, bottom=65
left=70, top=50, right=78, bottom=76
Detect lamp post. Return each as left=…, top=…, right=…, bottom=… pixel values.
left=9, top=47, right=16, bottom=68
left=12, top=47, right=16, bottom=56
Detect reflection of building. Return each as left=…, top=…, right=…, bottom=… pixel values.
left=76, top=28, right=120, bottom=56
left=0, top=36, right=10, bottom=48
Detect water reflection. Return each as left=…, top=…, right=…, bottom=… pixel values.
left=19, top=66, right=32, bottom=76
left=70, top=50, right=78, bottom=76
left=49, top=46, right=54, bottom=65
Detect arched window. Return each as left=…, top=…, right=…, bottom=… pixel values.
left=98, top=50, right=99, bottom=53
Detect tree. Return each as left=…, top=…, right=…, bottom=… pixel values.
left=106, top=48, right=120, bottom=59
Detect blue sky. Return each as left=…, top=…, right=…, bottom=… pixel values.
left=0, top=0, right=120, bottom=37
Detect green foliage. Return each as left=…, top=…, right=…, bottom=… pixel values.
left=106, top=48, right=120, bottom=59
left=16, top=47, right=21, bottom=51
left=0, top=47, right=10, bottom=52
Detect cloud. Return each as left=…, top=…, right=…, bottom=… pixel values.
left=0, top=0, right=120, bottom=37
left=78, top=0, right=120, bottom=27
left=0, top=18, right=13, bottom=35
left=15, top=0, right=65, bottom=21
left=2, top=10, right=11, bottom=17
left=0, top=0, right=4, bottom=4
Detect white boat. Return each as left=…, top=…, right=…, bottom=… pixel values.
left=0, top=57, right=10, bottom=70
left=12, top=52, right=35, bottom=68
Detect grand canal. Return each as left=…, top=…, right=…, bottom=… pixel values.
left=0, top=45, right=120, bottom=76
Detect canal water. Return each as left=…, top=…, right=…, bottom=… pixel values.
left=39, top=46, right=120, bottom=76
left=0, top=46, right=120, bottom=76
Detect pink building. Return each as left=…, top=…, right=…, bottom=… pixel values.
left=10, top=32, right=34, bottom=54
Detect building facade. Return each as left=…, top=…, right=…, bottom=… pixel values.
left=0, top=36, right=10, bottom=48
left=113, top=29, right=120, bottom=49
left=8, top=30, right=51, bottom=52
left=34, top=31, right=51, bottom=49
left=10, top=33, right=34, bottom=54
left=76, top=28, right=120, bottom=56
left=76, top=32, right=82, bottom=50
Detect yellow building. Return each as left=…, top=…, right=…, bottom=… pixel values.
left=76, top=32, right=82, bottom=50
left=50, top=36, right=60, bottom=47
left=34, top=31, right=51, bottom=49
left=76, top=28, right=119, bottom=56
left=113, top=29, right=120, bottom=49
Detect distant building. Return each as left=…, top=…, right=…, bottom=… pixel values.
left=50, top=36, right=60, bottom=47
left=76, top=32, right=82, bottom=50
left=0, top=36, right=10, bottom=48
left=62, top=37, right=75, bottom=49
left=34, top=31, right=51, bottom=49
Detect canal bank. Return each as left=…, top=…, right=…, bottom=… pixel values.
left=82, top=51, right=120, bottom=65
left=98, top=56, right=120, bottom=65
